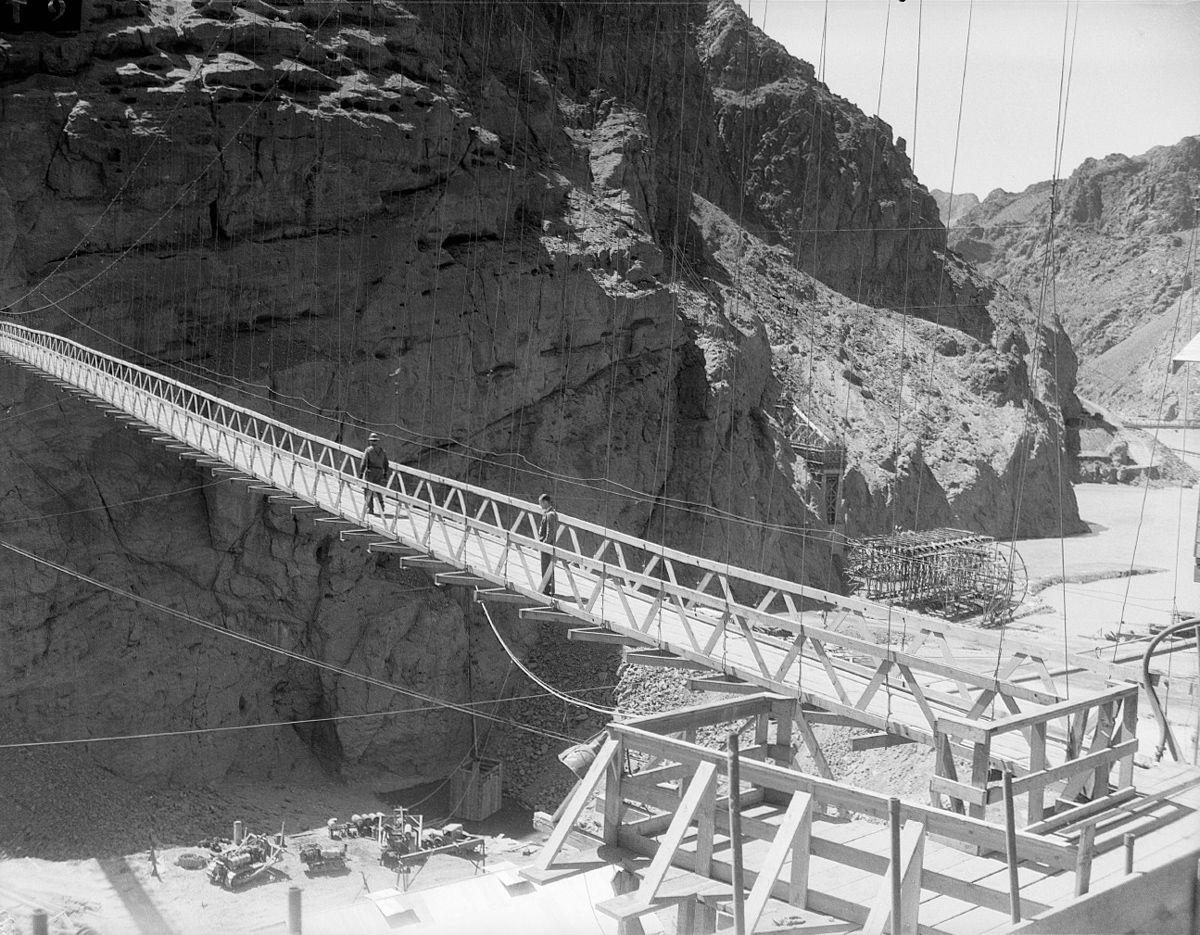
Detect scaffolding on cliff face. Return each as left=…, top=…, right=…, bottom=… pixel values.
left=776, top=403, right=845, bottom=526
left=846, top=527, right=1027, bottom=624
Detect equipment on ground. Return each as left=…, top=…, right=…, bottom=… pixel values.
left=298, top=841, right=348, bottom=875
left=206, top=832, right=284, bottom=889
left=378, top=806, right=484, bottom=874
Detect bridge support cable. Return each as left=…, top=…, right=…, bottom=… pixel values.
left=0, top=536, right=575, bottom=745
left=0, top=322, right=1144, bottom=818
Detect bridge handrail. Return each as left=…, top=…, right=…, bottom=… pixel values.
left=0, top=320, right=963, bottom=631
left=0, top=321, right=1103, bottom=734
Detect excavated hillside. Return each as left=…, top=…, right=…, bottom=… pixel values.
left=0, top=0, right=1084, bottom=806
left=950, top=136, right=1199, bottom=418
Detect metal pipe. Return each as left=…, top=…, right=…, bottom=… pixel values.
left=31, top=910, right=47, bottom=935
left=889, top=797, right=902, bottom=934
left=233, top=820, right=244, bottom=846
left=727, top=732, right=746, bottom=935
left=1140, top=615, right=1200, bottom=761
left=1124, top=833, right=1136, bottom=875
left=1003, top=773, right=1021, bottom=923
left=288, top=886, right=302, bottom=934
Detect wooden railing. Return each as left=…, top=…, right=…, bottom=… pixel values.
left=527, top=694, right=1090, bottom=934
left=932, top=684, right=1139, bottom=826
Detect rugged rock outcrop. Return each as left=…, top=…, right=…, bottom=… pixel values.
left=0, top=0, right=1083, bottom=796
left=950, top=136, right=1199, bottom=418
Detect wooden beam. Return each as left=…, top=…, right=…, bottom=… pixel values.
left=744, top=791, right=814, bottom=930
left=1024, top=786, right=1136, bottom=835
left=434, top=572, right=493, bottom=588
left=609, top=724, right=1076, bottom=871
left=625, top=696, right=776, bottom=736
left=528, top=737, right=619, bottom=874
left=568, top=627, right=639, bottom=647
left=518, top=608, right=578, bottom=622
left=366, top=542, right=421, bottom=554
left=862, top=820, right=925, bottom=935
left=987, top=740, right=1137, bottom=802
left=793, top=706, right=834, bottom=780
left=686, top=676, right=763, bottom=695
left=624, top=651, right=712, bottom=671
left=597, top=760, right=718, bottom=919
left=475, top=588, right=541, bottom=605
left=850, top=731, right=916, bottom=752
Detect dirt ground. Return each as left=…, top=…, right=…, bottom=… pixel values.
left=0, top=818, right=543, bottom=935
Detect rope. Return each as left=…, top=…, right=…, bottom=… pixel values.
left=0, top=480, right=232, bottom=528
left=0, top=537, right=577, bottom=743
left=0, top=684, right=616, bottom=750
left=993, top=0, right=1079, bottom=679
left=477, top=601, right=617, bottom=718
left=1110, top=213, right=1200, bottom=656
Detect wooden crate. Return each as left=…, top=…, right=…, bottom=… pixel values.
left=450, top=758, right=503, bottom=821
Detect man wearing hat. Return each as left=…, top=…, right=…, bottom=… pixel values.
left=360, top=432, right=389, bottom=515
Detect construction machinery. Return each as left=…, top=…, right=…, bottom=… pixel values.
left=297, top=841, right=348, bottom=875
left=206, top=832, right=284, bottom=889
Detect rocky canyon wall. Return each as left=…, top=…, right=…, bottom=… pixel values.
left=950, top=135, right=1199, bottom=419
left=0, top=0, right=1083, bottom=792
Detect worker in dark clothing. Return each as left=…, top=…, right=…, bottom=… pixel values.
left=360, top=432, right=389, bottom=516
left=538, top=493, right=559, bottom=596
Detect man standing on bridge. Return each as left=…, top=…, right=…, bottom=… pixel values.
left=538, top=493, right=559, bottom=597
left=360, top=432, right=389, bottom=516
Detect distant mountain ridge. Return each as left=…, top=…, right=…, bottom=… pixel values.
left=947, top=136, right=1200, bottom=419
left=929, top=189, right=980, bottom=229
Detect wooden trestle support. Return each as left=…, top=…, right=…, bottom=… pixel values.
left=523, top=694, right=1111, bottom=935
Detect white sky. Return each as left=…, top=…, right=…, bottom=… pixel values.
left=738, top=0, right=1200, bottom=196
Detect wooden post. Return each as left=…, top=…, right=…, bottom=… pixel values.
left=774, top=702, right=794, bottom=767
left=889, top=798, right=903, bottom=935
left=727, top=732, right=746, bottom=935
left=1124, top=833, right=1135, bottom=875
left=1074, top=823, right=1096, bottom=896
left=287, top=886, right=302, bottom=935
left=1027, top=722, right=1047, bottom=824
left=603, top=739, right=624, bottom=846
left=968, top=739, right=991, bottom=823
left=677, top=896, right=697, bottom=935
left=31, top=910, right=48, bottom=935
left=1003, top=773, right=1021, bottom=924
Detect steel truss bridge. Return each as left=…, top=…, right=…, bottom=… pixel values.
left=0, top=321, right=1141, bottom=831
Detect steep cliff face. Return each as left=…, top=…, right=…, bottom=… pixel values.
left=0, top=0, right=1082, bottom=794
left=950, top=136, right=1200, bottom=418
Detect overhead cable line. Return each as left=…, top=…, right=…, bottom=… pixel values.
left=0, top=537, right=577, bottom=744
left=0, top=683, right=616, bottom=750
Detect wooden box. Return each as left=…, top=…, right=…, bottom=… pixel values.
left=450, top=758, right=503, bottom=821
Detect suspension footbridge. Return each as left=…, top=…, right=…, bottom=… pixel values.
left=0, top=321, right=1142, bottom=825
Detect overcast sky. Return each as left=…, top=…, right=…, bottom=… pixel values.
left=738, top=0, right=1200, bottom=197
